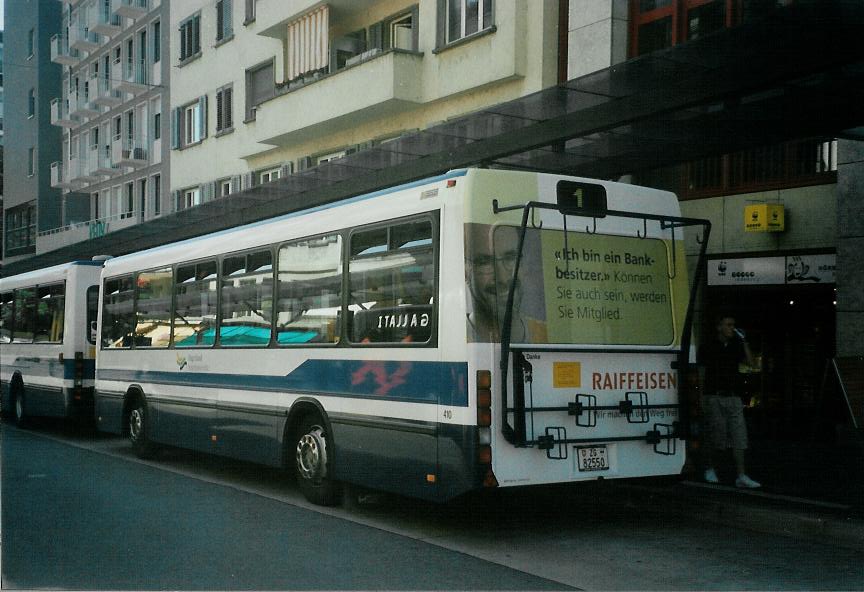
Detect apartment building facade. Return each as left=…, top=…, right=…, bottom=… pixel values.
left=45, top=0, right=170, bottom=253
left=3, top=2, right=65, bottom=264
left=168, top=0, right=560, bottom=208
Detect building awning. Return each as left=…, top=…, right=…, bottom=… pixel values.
left=5, top=0, right=863, bottom=276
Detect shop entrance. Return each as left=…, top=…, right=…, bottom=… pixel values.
left=702, top=283, right=863, bottom=504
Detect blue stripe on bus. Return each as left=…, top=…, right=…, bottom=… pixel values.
left=97, top=359, right=469, bottom=406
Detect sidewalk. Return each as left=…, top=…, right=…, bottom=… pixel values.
left=618, top=427, right=864, bottom=551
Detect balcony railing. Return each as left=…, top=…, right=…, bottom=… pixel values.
left=50, top=98, right=77, bottom=128
left=113, top=135, right=149, bottom=167
left=113, top=0, right=149, bottom=20
left=50, top=34, right=80, bottom=66
left=118, top=59, right=149, bottom=95
left=92, top=3, right=122, bottom=37
left=70, top=25, right=100, bottom=52
left=50, top=161, right=76, bottom=189
left=94, top=77, right=123, bottom=107
left=94, top=144, right=117, bottom=175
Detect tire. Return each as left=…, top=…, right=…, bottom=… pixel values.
left=127, top=395, right=155, bottom=459
left=10, top=381, right=28, bottom=428
left=294, top=415, right=338, bottom=506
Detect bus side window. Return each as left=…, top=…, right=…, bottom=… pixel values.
left=0, top=292, right=14, bottom=343
left=348, top=219, right=436, bottom=345
left=12, top=288, right=36, bottom=343
left=102, top=277, right=135, bottom=349
left=86, top=286, right=99, bottom=345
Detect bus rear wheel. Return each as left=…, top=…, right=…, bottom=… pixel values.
left=294, top=416, right=338, bottom=506
left=10, top=381, right=28, bottom=428
left=128, top=396, right=155, bottom=459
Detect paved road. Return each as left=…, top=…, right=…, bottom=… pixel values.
left=1, top=424, right=567, bottom=590
left=2, top=421, right=862, bottom=590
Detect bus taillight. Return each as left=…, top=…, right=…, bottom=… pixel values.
left=476, top=370, right=498, bottom=488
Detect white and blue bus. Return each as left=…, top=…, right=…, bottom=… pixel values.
left=1, top=261, right=103, bottom=425
left=94, top=169, right=709, bottom=504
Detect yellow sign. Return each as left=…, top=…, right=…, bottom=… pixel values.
left=553, top=362, right=581, bottom=388
left=744, top=204, right=785, bottom=232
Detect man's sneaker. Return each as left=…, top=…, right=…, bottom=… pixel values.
left=735, top=474, right=761, bottom=489
left=704, top=468, right=719, bottom=484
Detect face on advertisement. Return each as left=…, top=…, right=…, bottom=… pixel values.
left=465, top=224, right=522, bottom=338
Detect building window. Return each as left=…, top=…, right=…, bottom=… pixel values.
left=388, top=10, right=418, bottom=51
left=172, top=97, right=207, bottom=149
left=216, top=0, right=234, bottom=42
left=245, top=60, right=274, bottom=121
left=629, top=0, right=734, bottom=57
left=28, top=148, right=35, bottom=176
left=258, top=167, right=280, bottom=184
left=153, top=112, right=161, bottom=140
left=676, top=138, right=838, bottom=200
left=444, top=0, right=494, bottom=45
left=4, top=204, right=37, bottom=253
left=179, top=187, right=202, bottom=210
left=215, top=85, right=233, bottom=133
left=124, top=182, right=135, bottom=218
left=153, top=20, right=161, bottom=63
left=244, top=0, right=256, bottom=24
left=179, top=13, right=201, bottom=62
left=28, top=88, right=35, bottom=117
left=28, top=29, right=35, bottom=58
left=219, top=178, right=233, bottom=197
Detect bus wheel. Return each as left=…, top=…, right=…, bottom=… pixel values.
left=11, top=386, right=28, bottom=428
left=294, top=416, right=338, bottom=506
left=128, top=396, right=155, bottom=459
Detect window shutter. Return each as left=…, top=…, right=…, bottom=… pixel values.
left=231, top=174, right=242, bottom=193
left=172, top=190, right=181, bottom=212
left=243, top=171, right=255, bottom=188
left=297, top=156, right=313, bottom=171
left=280, top=162, right=293, bottom=177
left=216, top=1, right=224, bottom=41
left=216, top=90, right=223, bottom=131
left=410, top=5, right=420, bottom=51
left=369, top=21, right=384, bottom=51
left=198, top=95, right=208, bottom=139
left=171, top=107, right=181, bottom=149
left=224, top=0, right=233, bottom=38
left=224, top=87, right=233, bottom=129
left=193, top=15, right=201, bottom=54
left=180, top=22, right=187, bottom=59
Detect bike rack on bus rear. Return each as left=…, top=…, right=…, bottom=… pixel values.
left=491, top=199, right=711, bottom=458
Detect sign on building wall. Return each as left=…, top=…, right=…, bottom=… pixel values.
left=709, top=254, right=836, bottom=286
left=744, top=204, right=785, bottom=232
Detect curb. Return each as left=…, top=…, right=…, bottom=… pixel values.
left=615, top=480, right=864, bottom=551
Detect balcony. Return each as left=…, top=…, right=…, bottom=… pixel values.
left=93, top=144, right=117, bottom=175
left=79, top=86, right=101, bottom=117
left=113, top=0, right=149, bottom=20
left=113, top=136, right=149, bottom=168
left=253, top=50, right=423, bottom=150
left=50, top=161, right=76, bottom=189
left=69, top=93, right=98, bottom=119
left=50, top=98, right=78, bottom=128
left=67, top=157, right=86, bottom=184
left=51, top=34, right=80, bottom=66
left=117, top=59, right=149, bottom=95
left=94, top=77, right=123, bottom=108
left=70, top=26, right=100, bottom=53
left=92, top=6, right=122, bottom=37
left=80, top=149, right=103, bottom=183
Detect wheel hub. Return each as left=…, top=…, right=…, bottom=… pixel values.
left=296, top=427, right=328, bottom=481
left=15, top=396, right=23, bottom=421
left=129, top=408, right=143, bottom=441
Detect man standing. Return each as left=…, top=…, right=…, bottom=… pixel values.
left=699, top=314, right=761, bottom=488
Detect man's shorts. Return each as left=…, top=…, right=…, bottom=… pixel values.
left=703, top=394, right=748, bottom=450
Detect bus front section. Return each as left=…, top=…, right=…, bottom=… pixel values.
left=464, top=171, right=710, bottom=490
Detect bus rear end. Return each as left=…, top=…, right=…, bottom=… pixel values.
left=461, top=170, right=709, bottom=490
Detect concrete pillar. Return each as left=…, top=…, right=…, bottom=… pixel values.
left=567, top=0, right=629, bottom=80
left=835, top=138, right=864, bottom=357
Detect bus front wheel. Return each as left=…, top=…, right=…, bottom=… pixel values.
left=294, top=416, right=338, bottom=506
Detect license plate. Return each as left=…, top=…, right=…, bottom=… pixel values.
left=576, top=446, right=609, bottom=472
